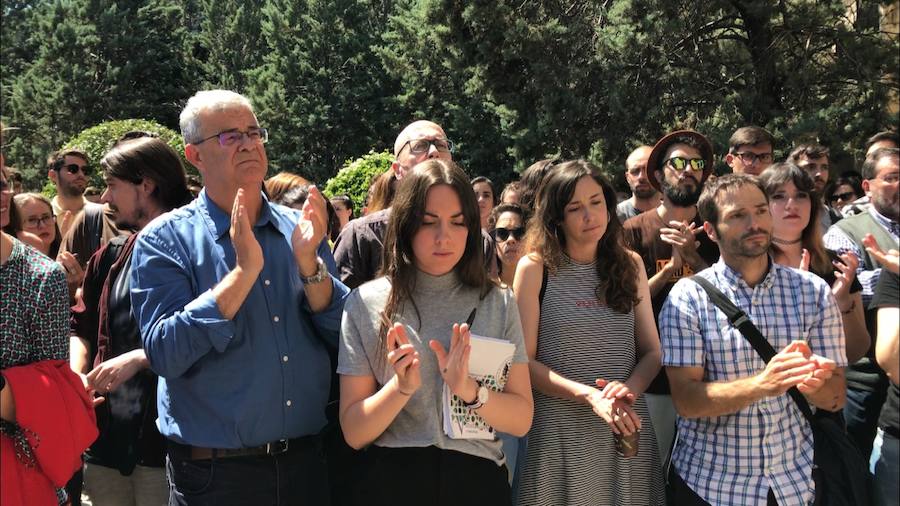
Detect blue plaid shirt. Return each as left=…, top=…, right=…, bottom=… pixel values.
left=660, top=259, right=847, bottom=506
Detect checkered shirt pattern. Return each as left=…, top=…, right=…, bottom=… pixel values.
left=660, top=259, right=847, bottom=506
left=823, top=207, right=900, bottom=302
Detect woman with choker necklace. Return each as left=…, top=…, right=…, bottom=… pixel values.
left=760, top=162, right=870, bottom=363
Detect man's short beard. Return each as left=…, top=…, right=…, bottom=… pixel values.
left=632, top=186, right=657, bottom=199
left=59, top=181, right=85, bottom=198
left=873, top=193, right=900, bottom=222
left=661, top=178, right=702, bottom=207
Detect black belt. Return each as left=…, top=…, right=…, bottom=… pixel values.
left=170, top=435, right=320, bottom=461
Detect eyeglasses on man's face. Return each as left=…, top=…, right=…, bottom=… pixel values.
left=873, top=172, right=900, bottom=184
left=733, top=151, right=773, bottom=165
left=399, top=138, right=454, bottom=156
left=665, top=157, right=705, bottom=173
left=24, top=213, right=54, bottom=229
left=58, top=163, right=93, bottom=176
left=194, top=127, right=269, bottom=147
left=493, top=226, right=525, bottom=242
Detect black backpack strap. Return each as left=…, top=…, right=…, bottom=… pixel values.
left=690, top=276, right=814, bottom=421
left=538, top=264, right=549, bottom=306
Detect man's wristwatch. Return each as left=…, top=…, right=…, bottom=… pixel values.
left=299, top=257, right=329, bottom=285
left=463, top=380, right=489, bottom=410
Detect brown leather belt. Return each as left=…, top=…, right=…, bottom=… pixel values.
left=187, top=436, right=316, bottom=460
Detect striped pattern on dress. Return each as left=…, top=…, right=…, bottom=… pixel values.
left=517, top=255, right=665, bottom=506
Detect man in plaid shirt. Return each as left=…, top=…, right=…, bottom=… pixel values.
left=660, top=174, right=847, bottom=505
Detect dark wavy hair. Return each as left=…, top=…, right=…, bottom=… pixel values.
left=518, top=158, right=557, bottom=213
left=101, top=137, right=192, bottom=210
left=758, top=162, right=830, bottom=275
left=378, top=159, right=493, bottom=354
left=526, top=159, right=640, bottom=314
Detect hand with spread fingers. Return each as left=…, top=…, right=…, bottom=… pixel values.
left=291, top=185, right=328, bottom=268
left=385, top=322, right=421, bottom=396
left=429, top=323, right=478, bottom=402
left=863, top=233, right=900, bottom=275
left=231, top=189, right=264, bottom=274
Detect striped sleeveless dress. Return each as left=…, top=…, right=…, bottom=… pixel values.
left=516, top=255, right=665, bottom=505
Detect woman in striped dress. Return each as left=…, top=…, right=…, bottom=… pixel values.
left=514, top=159, right=665, bottom=505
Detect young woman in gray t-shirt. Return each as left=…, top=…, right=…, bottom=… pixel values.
left=337, top=159, right=532, bottom=506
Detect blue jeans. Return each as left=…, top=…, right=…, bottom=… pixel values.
left=870, top=428, right=899, bottom=506
left=166, top=439, right=329, bottom=506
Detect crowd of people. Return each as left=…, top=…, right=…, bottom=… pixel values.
left=0, top=90, right=898, bottom=506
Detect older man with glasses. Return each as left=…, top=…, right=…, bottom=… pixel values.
left=129, top=89, right=350, bottom=505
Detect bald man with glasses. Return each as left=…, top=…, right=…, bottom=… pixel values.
left=333, top=120, right=454, bottom=290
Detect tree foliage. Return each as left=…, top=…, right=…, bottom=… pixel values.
left=2, top=0, right=897, bottom=194
left=62, top=119, right=191, bottom=187
left=323, top=150, right=393, bottom=213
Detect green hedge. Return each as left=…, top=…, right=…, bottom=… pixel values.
left=47, top=119, right=191, bottom=197
left=323, top=150, right=393, bottom=213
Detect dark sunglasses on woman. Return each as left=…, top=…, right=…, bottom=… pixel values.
left=493, top=227, right=525, bottom=242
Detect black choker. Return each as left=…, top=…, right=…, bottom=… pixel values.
left=772, top=236, right=802, bottom=245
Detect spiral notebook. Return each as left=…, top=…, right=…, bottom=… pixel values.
left=441, top=334, right=515, bottom=440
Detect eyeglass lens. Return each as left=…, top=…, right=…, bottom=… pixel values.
left=26, top=214, right=54, bottom=228
left=408, top=139, right=452, bottom=154
left=218, top=128, right=268, bottom=146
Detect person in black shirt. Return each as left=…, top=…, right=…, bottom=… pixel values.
left=868, top=238, right=899, bottom=506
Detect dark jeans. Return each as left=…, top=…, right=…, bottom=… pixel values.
left=353, top=446, right=510, bottom=506
left=166, top=438, right=329, bottom=506
left=845, top=384, right=887, bottom=457
left=667, top=466, right=782, bottom=506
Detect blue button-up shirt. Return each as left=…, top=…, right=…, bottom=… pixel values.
left=130, top=189, right=349, bottom=448
left=660, top=259, right=846, bottom=506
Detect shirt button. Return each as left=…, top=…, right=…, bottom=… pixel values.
left=286, top=400, right=292, bottom=407
left=282, top=355, right=289, bottom=362
left=273, top=315, right=280, bottom=322
left=264, top=279, right=271, bottom=286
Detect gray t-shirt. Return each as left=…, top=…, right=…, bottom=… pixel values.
left=616, top=199, right=641, bottom=223
left=338, top=270, right=528, bottom=465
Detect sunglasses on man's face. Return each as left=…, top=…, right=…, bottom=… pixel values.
left=665, top=157, right=705, bottom=173
left=494, top=227, right=525, bottom=242
left=59, top=163, right=93, bottom=176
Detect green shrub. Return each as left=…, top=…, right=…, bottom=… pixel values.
left=323, top=150, right=393, bottom=213
left=61, top=119, right=192, bottom=191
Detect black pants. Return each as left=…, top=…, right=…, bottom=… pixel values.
left=353, top=446, right=511, bottom=506
left=166, top=438, right=329, bottom=506
left=667, top=466, right=781, bottom=506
